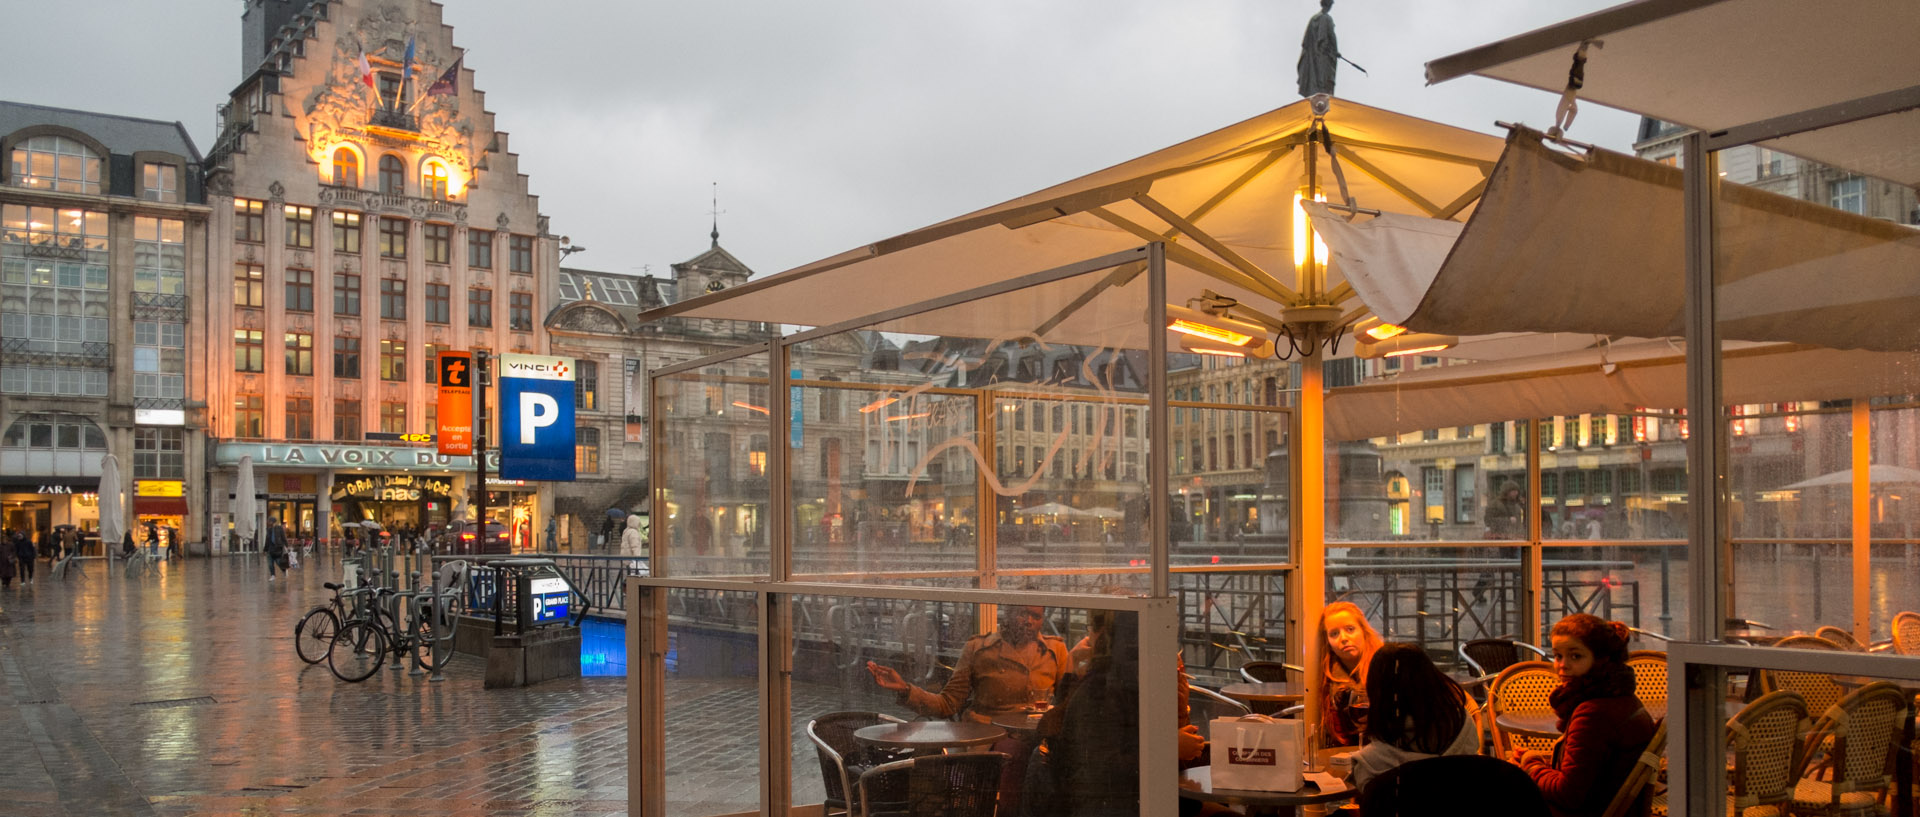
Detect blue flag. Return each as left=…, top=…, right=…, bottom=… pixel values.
left=401, top=36, right=415, bottom=92
left=427, top=56, right=461, bottom=96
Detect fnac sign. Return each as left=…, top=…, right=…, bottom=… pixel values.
left=498, top=354, right=576, bottom=481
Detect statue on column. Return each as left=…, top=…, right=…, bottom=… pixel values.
left=1298, top=0, right=1363, bottom=115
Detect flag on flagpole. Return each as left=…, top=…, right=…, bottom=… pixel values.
left=426, top=56, right=461, bottom=96
left=357, top=50, right=374, bottom=87
left=401, top=36, right=415, bottom=93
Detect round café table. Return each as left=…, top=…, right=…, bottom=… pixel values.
left=1498, top=701, right=1744, bottom=740
left=853, top=721, right=1006, bottom=755
left=1220, top=681, right=1305, bottom=716
left=1179, top=749, right=1355, bottom=817
left=990, top=710, right=1047, bottom=738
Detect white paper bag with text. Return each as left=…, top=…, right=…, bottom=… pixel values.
left=1209, top=715, right=1304, bottom=792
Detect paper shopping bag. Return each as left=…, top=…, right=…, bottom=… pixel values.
left=1209, top=714, right=1304, bottom=792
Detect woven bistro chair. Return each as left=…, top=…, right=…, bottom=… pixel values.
left=1649, top=692, right=1812, bottom=817
left=1627, top=650, right=1669, bottom=715
left=1458, top=638, right=1549, bottom=679
left=808, top=711, right=907, bottom=817
left=1892, top=612, right=1920, bottom=656
left=1757, top=636, right=1847, bottom=723
left=1489, top=661, right=1560, bottom=757
left=1813, top=627, right=1866, bottom=652
left=1599, top=718, right=1667, bottom=817
left=1787, top=682, right=1911, bottom=817
left=857, top=752, right=1007, bottom=817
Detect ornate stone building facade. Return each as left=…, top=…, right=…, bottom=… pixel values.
left=202, top=0, right=559, bottom=544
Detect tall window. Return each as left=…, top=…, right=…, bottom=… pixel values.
left=468, top=229, right=493, bottom=268
left=285, top=267, right=314, bottom=312
left=233, top=395, right=265, bottom=438
left=425, top=283, right=450, bottom=324
left=333, top=271, right=360, bottom=315
left=380, top=401, right=406, bottom=434
left=11, top=135, right=101, bottom=193
left=141, top=163, right=178, bottom=202
left=334, top=399, right=361, bottom=441
left=332, top=211, right=362, bottom=254
left=332, top=147, right=359, bottom=187
left=378, top=154, right=404, bottom=195
left=379, top=278, right=406, bottom=320
left=422, top=160, right=449, bottom=200
left=234, top=329, right=264, bottom=372
left=234, top=199, right=266, bottom=242
left=284, top=331, right=313, bottom=375
left=284, top=205, right=314, bottom=248
left=333, top=336, right=360, bottom=378
left=232, top=263, right=264, bottom=307
left=133, top=321, right=186, bottom=401
left=575, top=360, right=599, bottom=411
left=378, top=217, right=407, bottom=258
left=509, top=291, right=533, bottom=330
left=285, top=397, right=313, bottom=440
left=1830, top=176, right=1866, bottom=214
left=423, top=222, right=451, bottom=263
left=133, top=428, right=186, bottom=480
left=380, top=339, right=405, bottom=381
left=468, top=288, right=492, bottom=327
left=133, top=216, right=186, bottom=295
left=0, top=205, right=109, bottom=396
left=423, top=343, right=446, bottom=384
left=576, top=427, right=602, bottom=474
left=509, top=234, right=533, bottom=273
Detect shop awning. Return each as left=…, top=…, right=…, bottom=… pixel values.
left=133, top=496, right=190, bottom=516
left=639, top=98, right=1506, bottom=346
left=1425, top=0, right=1920, bottom=186
left=1312, top=128, right=1920, bottom=353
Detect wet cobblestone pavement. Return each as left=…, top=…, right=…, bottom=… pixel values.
left=0, top=554, right=628, bottom=817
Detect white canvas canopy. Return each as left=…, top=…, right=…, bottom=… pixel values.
left=1783, top=464, right=1920, bottom=491
left=644, top=98, right=1505, bottom=345
left=1425, top=0, right=1920, bottom=187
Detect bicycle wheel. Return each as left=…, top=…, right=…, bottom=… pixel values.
left=411, top=604, right=455, bottom=671
left=328, top=620, right=389, bottom=683
left=294, top=607, right=340, bottom=664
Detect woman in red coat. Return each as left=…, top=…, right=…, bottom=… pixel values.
left=1514, top=614, right=1655, bottom=817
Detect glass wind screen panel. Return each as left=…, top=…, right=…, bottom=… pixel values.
left=1729, top=541, right=1852, bottom=638
left=787, top=261, right=1153, bottom=589
left=1326, top=545, right=1525, bottom=674
left=1542, top=543, right=1692, bottom=644
left=1729, top=407, right=1851, bottom=540
left=653, top=353, right=771, bottom=578
left=1170, top=405, right=1289, bottom=564
left=1868, top=404, right=1920, bottom=642
left=784, top=595, right=1147, bottom=816
left=1174, top=567, right=1288, bottom=686
left=663, top=588, right=761, bottom=815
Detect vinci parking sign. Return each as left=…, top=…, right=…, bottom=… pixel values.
left=498, top=354, right=576, bottom=481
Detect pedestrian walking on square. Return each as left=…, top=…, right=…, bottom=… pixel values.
left=14, top=528, right=37, bottom=585
left=166, top=526, right=180, bottom=560
left=264, top=519, right=289, bottom=582
left=0, top=534, right=15, bottom=589
left=144, top=521, right=160, bottom=560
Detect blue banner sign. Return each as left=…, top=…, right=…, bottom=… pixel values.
left=498, top=354, right=576, bottom=481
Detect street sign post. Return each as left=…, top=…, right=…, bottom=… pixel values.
left=498, top=354, right=576, bottom=481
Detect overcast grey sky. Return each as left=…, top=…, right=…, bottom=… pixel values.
left=1, top=0, right=1637, bottom=279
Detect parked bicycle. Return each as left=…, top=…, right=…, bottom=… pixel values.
left=327, top=568, right=465, bottom=682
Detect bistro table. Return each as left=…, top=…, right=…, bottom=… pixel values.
left=1220, top=682, right=1305, bottom=715
left=989, top=710, right=1047, bottom=738
left=1179, top=748, right=1355, bottom=817
left=853, top=721, right=1006, bottom=755
left=1497, top=701, right=1745, bottom=741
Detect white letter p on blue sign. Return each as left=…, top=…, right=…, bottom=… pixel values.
left=518, top=392, right=559, bottom=444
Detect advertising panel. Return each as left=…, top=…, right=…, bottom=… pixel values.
left=498, top=353, right=576, bottom=481
left=436, top=350, right=474, bottom=455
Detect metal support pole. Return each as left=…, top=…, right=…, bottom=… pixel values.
left=1851, top=401, right=1870, bottom=643
left=1677, top=130, right=1728, bottom=817
left=1525, top=419, right=1544, bottom=643
left=1147, top=245, right=1170, bottom=598
left=1295, top=343, right=1327, bottom=746
left=476, top=350, right=496, bottom=636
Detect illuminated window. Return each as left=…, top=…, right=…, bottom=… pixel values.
left=576, top=427, right=602, bottom=474
left=378, top=216, right=406, bottom=258
left=574, top=360, right=599, bottom=411
left=284, top=205, right=314, bottom=248
left=378, top=154, right=404, bottom=195
left=141, top=163, right=178, bottom=202
left=380, top=401, right=406, bottom=434
left=332, top=148, right=360, bottom=187
left=423, top=343, right=445, bottom=384
left=379, top=339, right=406, bottom=381
left=10, top=135, right=100, bottom=194
left=422, top=160, right=448, bottom=200
left=233, top=263, right=264, bottom=307
left=233, top=394, right=265, bottom=438
left=233, top=199, right=266, bottom=242
left=133, top=216, right=186, bottom=295
left=331, top=211, right=362, bottom=254
left=284, top=331, right=313, bottom=375
left=423, top=222, right=451, bottom=263
left=234, top=329, right=264, bottom=372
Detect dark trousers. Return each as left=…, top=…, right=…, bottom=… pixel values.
left=16, top=557, right=33, bottom=582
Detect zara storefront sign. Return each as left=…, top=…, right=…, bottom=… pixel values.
left=213, top=443, right=500, bottom=471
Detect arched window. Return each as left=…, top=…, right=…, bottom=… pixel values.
left=421, top=159, right=448, bottom=200
left=10, top=135, right=102, bottom=194
left=378, top=154, right=404, bottom=195
left=332, top=147, right=360, bottom=187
